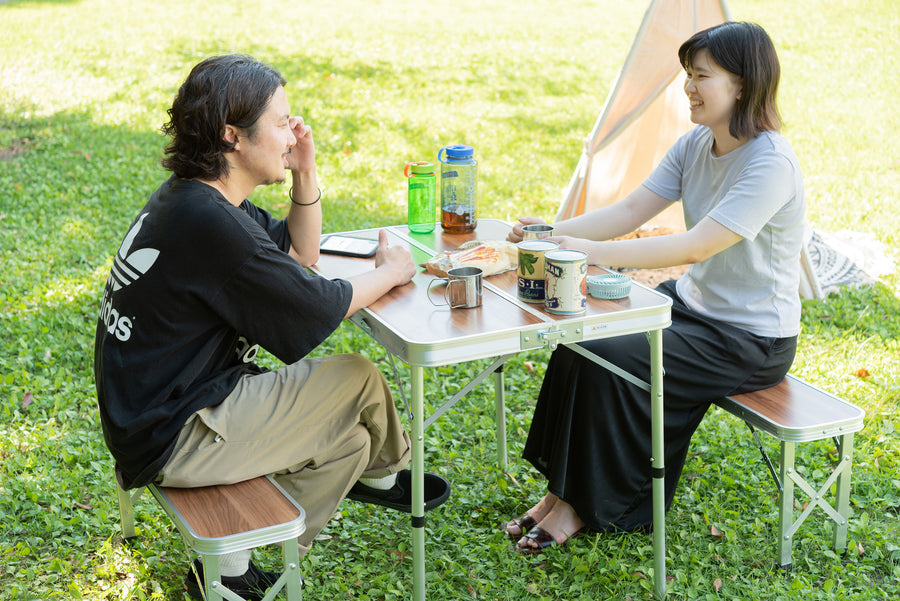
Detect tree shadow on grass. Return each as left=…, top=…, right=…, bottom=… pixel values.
left=0, top=107, right=196, bottom=598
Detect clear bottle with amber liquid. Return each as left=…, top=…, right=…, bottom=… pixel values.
left=438, top=144, right=477, bottom=233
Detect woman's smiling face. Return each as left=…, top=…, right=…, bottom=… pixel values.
left=683, top=48, right=743, bottom=136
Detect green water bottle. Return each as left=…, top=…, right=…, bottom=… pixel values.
left=405, top=161, right=436, bottom=233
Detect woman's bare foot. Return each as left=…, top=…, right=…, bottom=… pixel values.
left=503, top=492, right=559, bottom=540
left=516, top=498, right=585, bottom=553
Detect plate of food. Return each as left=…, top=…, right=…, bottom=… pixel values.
left=423, top=240, right=518, bottom=278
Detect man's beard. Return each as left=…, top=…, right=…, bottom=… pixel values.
left=261, top=174, right=287, bottom=187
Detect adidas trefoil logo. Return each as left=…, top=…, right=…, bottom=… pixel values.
left=109, top=213, right=160, bottom=291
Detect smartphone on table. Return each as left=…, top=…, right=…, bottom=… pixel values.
left=319, top=234, right=379, bottom=258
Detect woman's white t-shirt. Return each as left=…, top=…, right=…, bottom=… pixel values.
left=643, top=126, right=805, bottom=338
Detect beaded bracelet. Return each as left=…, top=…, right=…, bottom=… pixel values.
left=289, top=186, right=322, bottom=206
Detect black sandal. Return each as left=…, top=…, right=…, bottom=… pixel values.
left=503, top=513, right=537, bottom=541
left=516, top=525, right=584, bottom=555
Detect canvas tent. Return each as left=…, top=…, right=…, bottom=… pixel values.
left=555, top=0, right=824, bottom=298
left=556, top=0, right=731, bottom=227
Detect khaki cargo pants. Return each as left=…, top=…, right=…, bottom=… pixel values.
left=157, top=353, right=412, bottom=555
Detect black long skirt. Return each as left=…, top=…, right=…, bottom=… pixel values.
left=522, top=280, right=797, bottom=532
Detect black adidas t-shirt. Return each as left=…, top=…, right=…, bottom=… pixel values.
left=95, top=177, right=352, bottom=489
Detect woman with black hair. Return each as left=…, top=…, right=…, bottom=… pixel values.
left=505, top=22, right=805, bottom=553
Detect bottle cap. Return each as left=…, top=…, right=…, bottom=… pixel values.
left=438, top=144, right=474, bottom=162
left=404, top=161, right=434, bottom=177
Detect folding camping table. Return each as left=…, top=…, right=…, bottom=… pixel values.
left=312, top=219, right=672, bottom=599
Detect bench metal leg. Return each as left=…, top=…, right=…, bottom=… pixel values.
left=777, top=441, right=796, bottom=568
left=116, top=482, right=143, bottom=540
left=200, top=555, right=227, bottom=601
left=832, top=432, right=855, bottom=553
left=117, top=483, right=136, bottom=539
left=282, top=538, right=304, bottom=601
left=776, top=435, right=857, bottom=569
left=189, top=544, right=303, bottom=601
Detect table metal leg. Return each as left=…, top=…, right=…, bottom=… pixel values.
left=493, top=365, right=507, bottom=470
left=650, top=329, right=666, bottom=599
left=564, top=334, right=666, bottom=596
left=411, top=365, right=426, bottom=601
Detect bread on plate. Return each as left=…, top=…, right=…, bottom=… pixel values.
left=424, top=240, right=518, bottom=278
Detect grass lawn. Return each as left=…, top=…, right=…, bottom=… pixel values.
left=1, top=0, right=898, bottom=599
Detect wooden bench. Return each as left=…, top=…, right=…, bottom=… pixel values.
left=715, top=374, right=865, bottom=569
left=116, top=473, right=306, bottom=601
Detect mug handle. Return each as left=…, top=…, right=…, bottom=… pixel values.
left=427, top=278, right=450, bottom=306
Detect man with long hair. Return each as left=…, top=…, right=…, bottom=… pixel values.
left=95, top=54, right=449, bottom=598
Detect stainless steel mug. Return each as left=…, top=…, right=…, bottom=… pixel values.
left=428, top=266, right=483, bottom=309
left=522, top=223, right=555, bottom=240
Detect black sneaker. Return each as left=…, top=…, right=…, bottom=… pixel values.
left=184, top=558, right=290, bottom=601
left=346, top=470, right=451, bottom=513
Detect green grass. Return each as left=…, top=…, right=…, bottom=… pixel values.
left=1, top=0, right=898, bottom=599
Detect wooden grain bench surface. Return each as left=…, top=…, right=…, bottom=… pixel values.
left=716, top=375, right=865, bottom=443
left=160, top=476, right=301, bottom=539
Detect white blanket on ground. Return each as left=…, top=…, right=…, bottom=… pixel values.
left=806, top=229, right=896, bottom=297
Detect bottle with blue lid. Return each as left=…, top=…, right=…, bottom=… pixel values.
left=438, top=144, right=477, bottom=233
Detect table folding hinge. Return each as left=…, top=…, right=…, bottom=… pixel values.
left=520, top=323, right=584, bottom=351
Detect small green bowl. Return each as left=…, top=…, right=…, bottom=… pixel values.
left=587, top=274, right=632, bottom=299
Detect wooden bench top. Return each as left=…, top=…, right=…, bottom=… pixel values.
left=157, top=476, right=303, bottom=539
left=715, top=375, right=865, bottom=443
